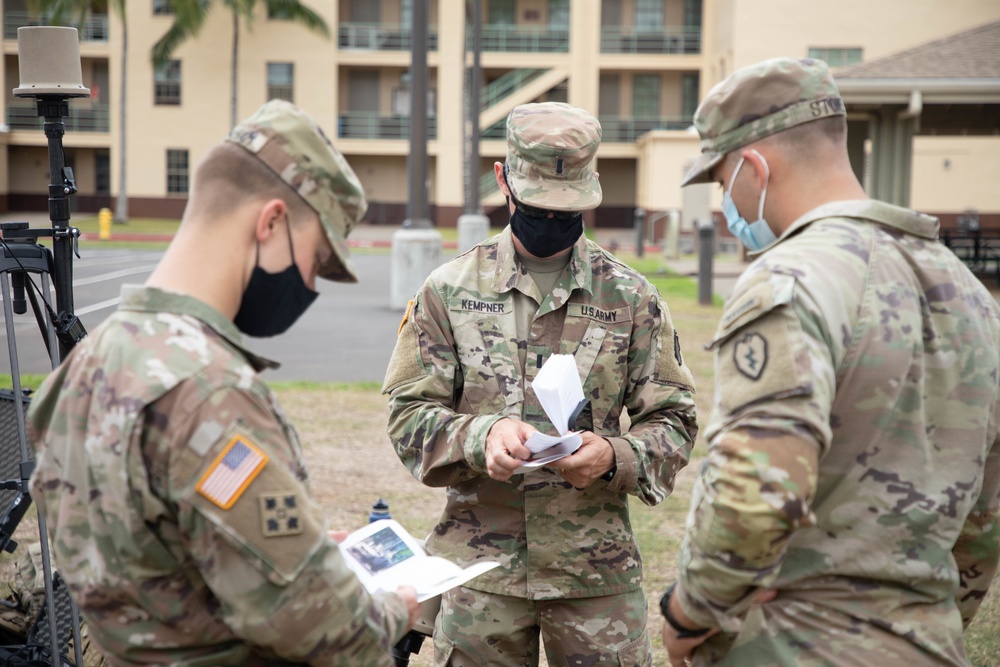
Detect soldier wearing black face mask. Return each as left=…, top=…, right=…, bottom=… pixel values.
left=383, top=101, right=698, bottom=667
left=28, top=100, right=421, bottom=667
left=502, top=164, right=585, bottom=259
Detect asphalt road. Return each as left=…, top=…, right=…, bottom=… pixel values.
left=0, top=248, right=426, bottom=383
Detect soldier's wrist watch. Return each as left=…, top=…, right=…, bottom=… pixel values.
left=660, top=583, right=711, bottom=639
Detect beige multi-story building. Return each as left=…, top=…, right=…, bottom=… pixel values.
left=0, top=0, right=997, bottom=233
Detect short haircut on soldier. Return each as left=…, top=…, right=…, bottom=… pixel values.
left=188, top=142, right=315, bottom=224
left=758, top=115, right=848, bottom=156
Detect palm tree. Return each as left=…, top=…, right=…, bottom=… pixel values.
left=30, top=0, right=130, bottom=223
left=152, top=0, right=329, bottom=129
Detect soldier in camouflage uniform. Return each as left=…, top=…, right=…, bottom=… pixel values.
left=660, top=57, right=1000, bottom=667
left=383, top=101, right=699, bottom=666
left=27, top=100, right=419, bottom=666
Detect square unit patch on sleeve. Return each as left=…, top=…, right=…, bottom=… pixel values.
left=197, top=436, right=268, bottom=510
left=260, top=492, right=304, bottom=537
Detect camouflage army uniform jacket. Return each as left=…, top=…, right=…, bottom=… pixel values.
left=28, top=286, right=409, bottom=667
left=677, top=200, right=1000, bottom=666
left=383, top=227, right=698, bottom=599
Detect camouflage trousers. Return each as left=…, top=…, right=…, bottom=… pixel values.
left=432, top=585, right=652, bottom=667
left=691, top=596, right=968, bottom=667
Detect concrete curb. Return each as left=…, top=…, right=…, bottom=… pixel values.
left=78, top=233, right=460, bottom=249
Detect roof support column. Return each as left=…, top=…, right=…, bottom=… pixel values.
left=867, top=91, right=921, bottom=207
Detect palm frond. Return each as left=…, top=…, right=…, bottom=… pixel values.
left=28, top=0, right=89, bottom=28
left=151, top=0, right=209, bottom=67
left=265, top=0, right=330, bottom=38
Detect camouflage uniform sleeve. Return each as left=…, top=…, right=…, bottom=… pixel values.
left=163, top=387, right=408, bottom=666
left=605, top=288, right=699, bottom=504
left=953, top=428, right=1000, bottom=626
left=382, top=279, right=503, bottom=487
left=676, top=274, right=831, bottom=630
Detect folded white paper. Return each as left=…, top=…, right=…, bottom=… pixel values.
left=340, top=519, right=500, bottom=602
left=513, top=354, right=586, bottom=472
left=531, top=354, right=584, bottom=434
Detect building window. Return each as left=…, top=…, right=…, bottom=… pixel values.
left=683, top=0, right=702, bottom=26
left=95, top=151, right=111, bottom=195
left=154, top=60, right=181, bottom=105
left=267, top=63, right=294, bottom=102
left=488, top=0, right=515, bottom=25
left=681, top=72, right=700, bottom=119
left=808, top=47, right=862, bottom=68
left=548, top=0, right=569, bottom=28
left=166, top=149, right=189, bottom=195
left=153, top=0, right=174, bottom=15
left=634, top=0, right=663, bottom=32
left=633, top=74, right=661, bottom=117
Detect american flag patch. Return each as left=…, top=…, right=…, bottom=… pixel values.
left=196, top=436, right=268, bottom=509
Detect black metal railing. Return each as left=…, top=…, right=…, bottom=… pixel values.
left=600, top=26, right=701, bottom=54
left=599, top=116, right=693, bottom=142
left=4, top=10, right=108, bottom=42
left=338, top=23, right=439, bottom=51
left=338, top=112, right=438, bottom=140
left=7, top=103, right=110, bottom=133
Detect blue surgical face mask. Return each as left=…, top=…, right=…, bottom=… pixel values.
left=722, top=150, right=776, bottom=251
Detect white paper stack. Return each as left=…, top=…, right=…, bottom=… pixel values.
left=518, top=354, right=584, bottom=471
left=530, top=353, right=584, bottom=434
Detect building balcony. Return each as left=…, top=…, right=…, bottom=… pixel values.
left=599, top=116, right=692, bottom=142
left=338, top=112, right=437, bottom=140
left=4, top=10, right=108, bottom=42
left=338, top=23, right=438, bottom=51
left=7, top=102, right=110, bottom=133
left=482, top=118, right=506, bottom=140
left=600, top=26, right=701, bottom=55
left=469, top=25, right=570, bottom=53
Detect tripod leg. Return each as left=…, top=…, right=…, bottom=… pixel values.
left=70, top=600, right=84, bottom=666
left=36, top=514, right=62, bottom=664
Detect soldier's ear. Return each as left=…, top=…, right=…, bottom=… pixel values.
left=494, top=162, right=510, bottom=197
left=744, top=149, right=771, bottom=190
left=253, top=199, right=287, bottom=244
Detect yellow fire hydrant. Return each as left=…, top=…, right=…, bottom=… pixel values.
left=98, top=208, right=112, bottom=240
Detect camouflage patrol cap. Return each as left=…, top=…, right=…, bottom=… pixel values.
left=681, top=57, right=846, bottom=186
left=505, top=102, right=602, bottom=212
left=226, top=99, right=365, bottom=282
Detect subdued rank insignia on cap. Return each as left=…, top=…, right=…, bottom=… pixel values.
left=260, top=493, right=304, bottom=537
left=196, top=436, right=268, bottom=510
left=734, top=332, right=767, bottom=380
left=674, top=330, right=684, bottom=366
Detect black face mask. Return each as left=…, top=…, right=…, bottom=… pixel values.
left=509, top=206, right=583, bottom=258
left=234, top=218, right=319, bottom=338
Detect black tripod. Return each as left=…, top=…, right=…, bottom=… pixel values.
left=0, top=95, right=88, bottom=666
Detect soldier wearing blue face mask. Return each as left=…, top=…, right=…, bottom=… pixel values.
left=663, top=57, right=1000, bottom=667
left=720, top=148, right=775, bottom=251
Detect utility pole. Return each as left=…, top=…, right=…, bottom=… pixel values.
left=390, top=0, right=441, bottom=309
left=458, top=0, right=490, bottom=253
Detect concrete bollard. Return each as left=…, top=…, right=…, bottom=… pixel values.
left=390, top=227, right=442, bottom=310
left=457, top=213, right=490, bottom=255
left=697, top=219, right=714, bottom=306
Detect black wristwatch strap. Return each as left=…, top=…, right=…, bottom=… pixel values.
left=600, top=464, right=617, bottom=482
left=660, top=583, right=710, bottom=639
